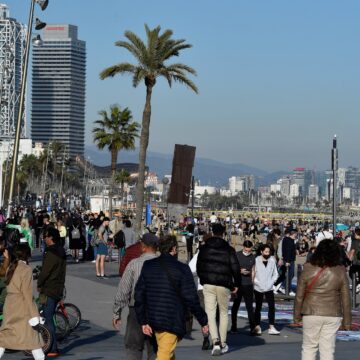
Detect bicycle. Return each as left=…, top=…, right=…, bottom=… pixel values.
left=56, top=300, right=81, bottom=331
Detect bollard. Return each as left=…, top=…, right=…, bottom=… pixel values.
left=353, top=275, right=357, bottom=310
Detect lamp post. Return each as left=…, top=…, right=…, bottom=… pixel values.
left=7, top=0, right=49, bottom=216
left=162, top=177, right=170, bottom=229
left=332, top=135, right=338, bottom=236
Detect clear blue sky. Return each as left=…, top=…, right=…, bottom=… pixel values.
left=6, top=0, right=360, bottom=171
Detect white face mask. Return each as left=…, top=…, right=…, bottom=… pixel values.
left=243, top=251, right=251, bottom=256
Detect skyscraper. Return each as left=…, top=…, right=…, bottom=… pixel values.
left=0, top=4, right=26, bottom=139
left=31, top=24, right=86, bottom=157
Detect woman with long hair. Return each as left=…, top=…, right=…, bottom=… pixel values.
left=294, top=239, right=351, bottom=360
left=0, top=244, right=45, bottom=360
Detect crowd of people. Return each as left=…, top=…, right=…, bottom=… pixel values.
left=0, top=207, right=358, bottom=359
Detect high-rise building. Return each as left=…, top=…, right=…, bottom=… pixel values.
left=0, top=4, right=26, bottom=139
left=31, top=24, right=86, bottom=157
left=308, top=184, right=319, bottom=202
left=292, top=168, right=312, bottom=196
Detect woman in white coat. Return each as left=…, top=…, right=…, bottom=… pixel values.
left=253, top=244, right=280, bottom=335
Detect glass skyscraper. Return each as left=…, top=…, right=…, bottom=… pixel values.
left=31, top=24, right=86, bottom=157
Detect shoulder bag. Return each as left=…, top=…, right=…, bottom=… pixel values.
left=303, top=267, right=326, bottom=299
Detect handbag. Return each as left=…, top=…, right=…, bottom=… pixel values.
left=158, top=257, right=193, bottom=336
left=304, top=267, right=326, bottom=299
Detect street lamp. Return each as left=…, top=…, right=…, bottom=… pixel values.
left=331, top=135, right=338, bottom=236
left=7, top=0, right=49, bottom=216
left=162, top=177, right=170, bottom=228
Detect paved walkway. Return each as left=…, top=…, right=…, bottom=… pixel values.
left=4, top=250, right=360, bottom=359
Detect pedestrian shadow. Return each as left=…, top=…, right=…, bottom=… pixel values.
left=59, top=330, right=118, bottom=354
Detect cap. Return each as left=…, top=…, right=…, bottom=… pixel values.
left=141, top=233, right=159, bottom=248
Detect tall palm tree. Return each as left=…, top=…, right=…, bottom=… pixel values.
left=93, top=105, right=140, bottom=217
left=100, top=24, right=198, bottom=233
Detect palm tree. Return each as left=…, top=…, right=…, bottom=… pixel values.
left=100, top=24, right=198, bottom=232
left=93, top=105, right=140, bottom=217
left=49, top=141, right=64, bottom=186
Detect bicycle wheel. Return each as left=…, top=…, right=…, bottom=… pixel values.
left=62, top=303, right=82, bottom=330
left=23, top=324, right=53, bottom=356
left=54, top=311, right=71, bottom=341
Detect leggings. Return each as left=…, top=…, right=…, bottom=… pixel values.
left=254, top=290, right=275, bottom=326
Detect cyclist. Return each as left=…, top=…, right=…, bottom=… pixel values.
left=37, top=227, right=66, bottom=357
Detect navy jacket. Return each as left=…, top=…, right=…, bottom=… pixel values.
left=282, top=236, right=296, bottom=263
left=134, top=253, right=208, bottom=338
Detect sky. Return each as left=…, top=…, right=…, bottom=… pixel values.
left=5, top=0, right=360, bottom=172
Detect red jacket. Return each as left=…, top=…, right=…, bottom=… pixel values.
left=119, top=242, right=142, bottom=276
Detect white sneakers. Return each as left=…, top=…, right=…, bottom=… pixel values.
left=268, top=325, right=280, bottom=335
left=221, top=344, right=229, bottom=354
left=289, top=291, right=296, bottom=296
left=211, top=341, right=221, bottom=356
left=252, top=325, right=262, bottom=335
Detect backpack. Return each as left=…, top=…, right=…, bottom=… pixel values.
left=90, top=230, right=100, bottom=247
left=113, top=230, right=126, bottom=249
left=2, top=228, right=21, bottom=250
left=71, top=226, right=81, bottom=240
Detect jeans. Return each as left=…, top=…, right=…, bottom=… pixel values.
left=231, top=284, right=255, bottom=330
left=124, top=307, right=156, bottom=360
left=203, top=284, right=230, bottom=343
left=254, top=290, right=275, bottom=326
left=302, top=316, right=342, bottom=360
left=282, top=262, right=295, bottom=292
left=42, top=296, right=59, bottom=352
left=155, top=331, right=178, bottom=360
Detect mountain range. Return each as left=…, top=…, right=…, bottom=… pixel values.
left=85, top=145, right=288, bottom=186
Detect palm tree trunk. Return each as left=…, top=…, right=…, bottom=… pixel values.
left=135, top=85, right=153, bottom=233
left=109, top=147, right=118, bottom=218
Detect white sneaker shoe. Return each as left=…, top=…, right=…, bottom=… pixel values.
left=211, top=341, right=221, bottom=356
left=277, top=287, right=286, bottom=294
left=268, top=326, right=280, bottom=335
left=273, top=283, right=282, bottom=293
left=221, top=343, right=229, bottom=354
left=289, top=291, right=296, bottom=296
left=251, top=325, right=262, bottom=335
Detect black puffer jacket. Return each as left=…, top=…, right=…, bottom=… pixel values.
left=135, top=253, right=207, bottom=338
left=197, top=236, right=241, bottom=290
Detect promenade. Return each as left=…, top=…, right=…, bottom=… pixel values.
left=4, top=249, right=360, bottom=359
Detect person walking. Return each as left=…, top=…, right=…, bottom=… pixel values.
left=349, top=227, right=360, bottom=294
left=37, top=227, right=66, bottom=357
left=253, top=244, right=280, bottom=335
left=281, top=228, right=297, bottom=296
left=294, top=239, right=351, bottom=360
left=196, top=223, right=241, bottom=355
left=185, top=219, right=195, bottom=262
left=135, top=235, right=208, bottom=360
left=231, top=240, right=256, bottom=334
left=113, top=233, right=159, bottom=359
left=123, top=220, right=136, bottom=249
left=0, top=244, right=45, bottom=360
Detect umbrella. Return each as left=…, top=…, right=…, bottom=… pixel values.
left=336, top=224, right=349, bottom=231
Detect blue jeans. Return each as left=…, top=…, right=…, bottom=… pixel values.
left=282, top=262, right=295, bottom=292
left=42, top=296, right=59, bottom=352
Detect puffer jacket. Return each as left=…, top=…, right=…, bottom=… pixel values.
left=134, top=253, right=208, bottom=338
left=196, top=236, right=241, bottom=290
left=294, top=263, right=351, bottom=326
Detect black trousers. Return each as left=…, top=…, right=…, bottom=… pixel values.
left=231, top=284, right=255, bottom=330
left=186, top=236, right=194, bottom=260
left=350, top=265, right=360, bottom=283
left=274, top=265, right=286, bottom=286
left=124, top=307, right=157, bottom=360
left=254, top=290, right=275, bottom=326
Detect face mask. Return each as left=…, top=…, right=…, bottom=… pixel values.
left=243, top=251, right=251, bottom=256
left=262, top=254, right=270, bottom=260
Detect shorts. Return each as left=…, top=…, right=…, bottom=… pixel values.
left=97, top=243, right=108, bottom=256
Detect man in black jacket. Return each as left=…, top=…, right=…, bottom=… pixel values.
left=281, top=228, right=297, bottom=296
left=135, top=235, right=208, bottom=360
left=197, top=223, right=241, bottom=355
left=37, top=227, right=66, bottom=357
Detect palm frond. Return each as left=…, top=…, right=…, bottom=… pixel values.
left=100, top=63, right=136, bottom=79
left=171, top=74, right=198, bottom=93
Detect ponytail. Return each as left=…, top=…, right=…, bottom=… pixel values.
left=5, top=260, right=19, bottom=285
